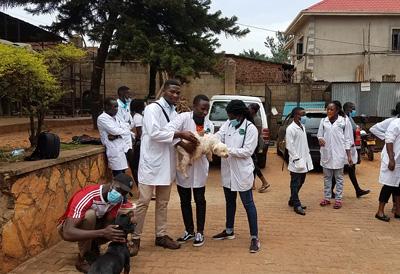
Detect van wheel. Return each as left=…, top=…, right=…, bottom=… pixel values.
left=257, top=152, right=266, bottom=168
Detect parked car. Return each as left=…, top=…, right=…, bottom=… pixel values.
left=276, top=109, right=361, bottom=165
left=206, top=95, right=269, bottom=168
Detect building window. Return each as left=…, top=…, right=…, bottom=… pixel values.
left=296, top=37, right=303, bottom=60
left=392, top=29, right=400, bottom=51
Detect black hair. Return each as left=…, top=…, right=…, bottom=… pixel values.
left=104, top=97, right=117, bottom=107
left=343, top=102, right=355, bottom=112
left=226, top=99, right=255, bottom=125
left=163, top=79, right=180, bottom=90
left=391, top=102, right=400, bottom=116
left=117, top=86, right=130, bottom=96
left=328, top=100, right=345, bottom=117
left=291, top=107, right=304, bottom=117
left=193, top=94, right=209, bottom=105
left=130, top=99, right=145, bottom=114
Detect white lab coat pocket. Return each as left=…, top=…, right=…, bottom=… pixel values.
left=294, top=158, right=306, bottom=172
left=320, top=147, right=330, bottom=165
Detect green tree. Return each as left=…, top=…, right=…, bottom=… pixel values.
left=0, top=43, right=86, bottom=147
left=2, top=0, right=249, bottom=121
left=264, top=31, right=293, bottom=63
left=239, top=49, right=269, bottom=61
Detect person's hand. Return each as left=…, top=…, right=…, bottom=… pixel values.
left=180, top=141, right=197, bottom=155
left=388, top=159, right=395, bottom=171
left=318, top=138, right=326, bottom=147
left=348, top=158, right=353, bottom=167
left=179, top=131, right=199, bottom=144
left=103, top=225, right=126, bottom=242
left=108, top=134, right=120, bottom=141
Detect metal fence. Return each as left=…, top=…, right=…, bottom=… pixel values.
left=332, top=82, right=400, bottom=117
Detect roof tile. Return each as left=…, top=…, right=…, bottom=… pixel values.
left=306, top=0, right=400, bottom=12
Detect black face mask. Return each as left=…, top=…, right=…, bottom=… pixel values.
left=193, top=114, right=205, bottom=126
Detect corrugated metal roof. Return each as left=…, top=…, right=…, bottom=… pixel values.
left=282, top=102, right=326, bottom=120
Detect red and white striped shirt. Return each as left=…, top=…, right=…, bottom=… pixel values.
left=57, top=185, right=121, bottom=227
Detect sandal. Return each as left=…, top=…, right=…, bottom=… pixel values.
left=333, top=201, right=342, bottom=209
left=320, top=199, right=330, bottom=207
left=375, top=214, right=390, bottom=222
left=258, top=184, right=270, bottom=193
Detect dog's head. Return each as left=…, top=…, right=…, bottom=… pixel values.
left=213, top=143, right=229, bottom=158
left=113, top=210, right=136, bottom=236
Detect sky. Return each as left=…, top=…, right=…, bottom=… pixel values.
left=2, top=0, right=321, bottom=56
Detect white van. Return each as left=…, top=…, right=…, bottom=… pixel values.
left=206, top=95, right=269, bottom=168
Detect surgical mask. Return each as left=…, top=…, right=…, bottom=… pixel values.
left=229, top=119, right=240, bottom=127
left=300, top=116, right=307, bottom=124
left=349, top=110, right=356, bottom=117
left=125, top=98, right=131, bottom=104
left=108, top=189, right=122, bottom=204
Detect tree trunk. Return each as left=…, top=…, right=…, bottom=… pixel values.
left=90, top=10, right=118, bottom=130
left=148, top=64, right=157, bottom=97
left=28, top=114, right=36, bottom=147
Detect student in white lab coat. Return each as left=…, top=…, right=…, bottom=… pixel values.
left=370, top=102, right=400, bottom=213
left=97, top=98, right=130, bottom=174
left=286, top=107, right=313, bottom=216
left=212, top=100, right=260, bottom=253
left=164, top=94, right=213, bottom=247
left=318, top=101, right=352, bottom=209
left=331, top=102, right=370, bottom=198
left=372, top=103, right=400, bottom=221
left=129, top=80, right=198, bottom=256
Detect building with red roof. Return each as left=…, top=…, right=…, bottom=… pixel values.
left=284, top=0, right=400, bottom=82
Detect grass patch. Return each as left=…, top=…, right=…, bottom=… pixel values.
left=60, top=143, right=89, bottom=150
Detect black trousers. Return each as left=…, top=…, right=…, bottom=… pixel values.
left=379, top=185, right=400, bottom=203
left=177, top=185, right=206, bottom=233
left=332, top=164, right=362, bottom=194
left=289, top=172, right=306, bottom=207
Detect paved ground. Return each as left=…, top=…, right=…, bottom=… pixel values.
left=8, top=150, right=400, bottom=274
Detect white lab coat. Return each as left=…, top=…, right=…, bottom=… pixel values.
left=164, top=111, right=214, bottom=188
left=214, top=119, right=258, bottom=192
left=317, top=116, right=351, bottom=169
left=97, top=112, right=129, bottom=171
left=138, top=98, right=178, bottom=186
left=379, top=118, right=400, bottom=187
left=286, top=122, right=313, bottom=173
left=116, top=99, right=134, bottom=149
left=370, top=117, right=397, bottom=140
left=345, top=116, right=358, bottom=164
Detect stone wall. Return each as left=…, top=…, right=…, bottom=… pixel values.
left=0, top=146, right=112, bottom=273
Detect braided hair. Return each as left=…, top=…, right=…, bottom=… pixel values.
left=226, top=100, right=255, bottom=125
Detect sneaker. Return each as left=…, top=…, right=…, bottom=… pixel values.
left=155, top=235, right=181, bottom=249
left=176, top=231, right=195, bottom=243
left=193, top=233, right=204, bottom=247
left=121, top=201, right=136, bottom=209
left=127, top=238, right=140, bottom=257
left=250, top=239, right=260, bottom=253
left=212, top=230, right=235, bottom=240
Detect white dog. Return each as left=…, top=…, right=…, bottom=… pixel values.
left=176, top=132, right=229, bottom=178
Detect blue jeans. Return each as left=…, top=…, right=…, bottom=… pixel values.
left=223, top=187, right=258, bottom=238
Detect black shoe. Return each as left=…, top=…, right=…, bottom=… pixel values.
left=394, top=214, right=400, bottom=219
left=176, top=231, right=195, bottom=243
left=356, top=189, right=370, bottom=198
left=249, top=238, right=260, bottom=253
left=294, top=206, right=306, bottom=216
left=212, top=230, right=235, bottom=240
left=375, top=214, right=390, bottom=222
left=288, top=200, right=306, bottom=209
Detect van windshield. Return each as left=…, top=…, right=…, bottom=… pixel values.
left=209, top=101, right=261, bottom=121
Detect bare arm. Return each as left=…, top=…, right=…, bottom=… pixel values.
left=387, top=143, right=395, bottom=171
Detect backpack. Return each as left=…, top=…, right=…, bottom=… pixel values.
left=25, top=132, right=60, bottom=161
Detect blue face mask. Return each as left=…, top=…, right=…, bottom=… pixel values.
left=349, top=110, right=356, bottom=117
left=108, top=189, right=122, bottom=204
left=300, top=116, right=307, bottom=124
left=229, top=119, right=240, bottom=127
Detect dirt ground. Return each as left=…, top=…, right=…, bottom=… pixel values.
left=8, top=127, right=400, bottom=273
left=0, top=124, right=99, bottom=150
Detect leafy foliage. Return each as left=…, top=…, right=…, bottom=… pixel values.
left=264, top=31, right=293, bottom=63
left=239, top=49, right=269, bottom=61
left=0, top=43, right=86, bottom=147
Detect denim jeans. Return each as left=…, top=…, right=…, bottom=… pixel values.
left=223, top=187, right=258, bottom=238
left=177, top=185, right=206, bottom=233
left=289, top=172, right=306, bottom=207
